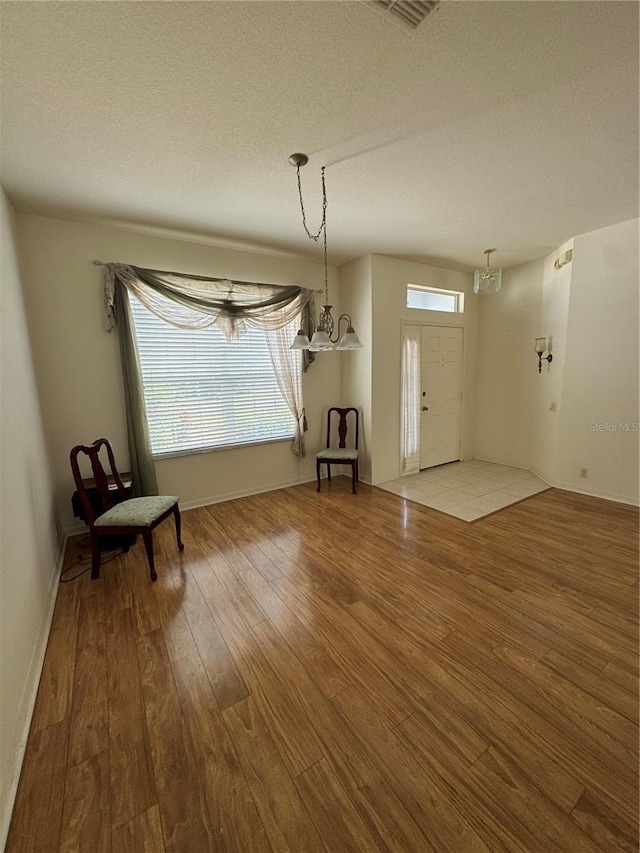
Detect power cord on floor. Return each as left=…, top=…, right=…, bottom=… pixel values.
left=59, top=536, right=126, bottom=583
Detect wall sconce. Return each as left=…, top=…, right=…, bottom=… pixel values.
left=534, top=337, right=553, bottom=373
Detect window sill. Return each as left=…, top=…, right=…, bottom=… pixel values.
left=152, top=434, right=295, bottom=460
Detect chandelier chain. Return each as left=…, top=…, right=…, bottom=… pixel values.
left=288, top=152, right=361, bottom=350
left=296, top=165, right=327, bottom=242
left=322, top=195, right=328, bottom=304
left=296, top=164, right=329, bottom=305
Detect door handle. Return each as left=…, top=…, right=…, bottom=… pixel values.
left=422, top=406, right=429, bottom=411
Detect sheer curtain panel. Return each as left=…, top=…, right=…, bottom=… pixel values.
left=401, top=326, right=421, bottom=475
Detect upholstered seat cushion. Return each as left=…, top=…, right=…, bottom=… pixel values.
left=316, top=448, right=358, bottom=460
left=95, top=496, right=178, bottom=528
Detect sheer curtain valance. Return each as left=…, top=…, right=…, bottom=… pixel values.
left=99, top=262, right=314, bottom=340
left=96, top=262, right=314, bottom=496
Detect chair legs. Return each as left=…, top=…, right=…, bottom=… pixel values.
left=90, top=532, right=102, bottom=580
left=142, top=529, right=157, bottom=582
left=88, top=507, right=184, bottom=584
left=316, top=460, right=358, bottom=494
left=173, top=504, right=185, bottom=551
left=316, top=461, right=333, bottom=492
left=144, top=506, right=184, bottom=582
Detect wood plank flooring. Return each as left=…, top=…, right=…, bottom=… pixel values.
left=6, top=482, right=639, bottom=852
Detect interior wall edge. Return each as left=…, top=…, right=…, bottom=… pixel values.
left=0, top=534, right=66, bottom=852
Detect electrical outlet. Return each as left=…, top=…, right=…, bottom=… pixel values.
left=579, top=467, right=589, bottom=479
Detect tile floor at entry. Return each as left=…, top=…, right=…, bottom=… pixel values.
left=377, top=460, right=549, bottom=522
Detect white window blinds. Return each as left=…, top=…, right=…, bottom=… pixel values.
left=129, top=294, right=297, bottom=457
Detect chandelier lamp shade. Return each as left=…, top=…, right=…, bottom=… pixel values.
left=288, top=153, right=363, bottom=352
left=290, top=312, right=362, bottom=351
left=473, top=248, right=502, bottom=294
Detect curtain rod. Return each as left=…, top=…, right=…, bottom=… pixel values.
left=92, top=260, right=322, bottom=293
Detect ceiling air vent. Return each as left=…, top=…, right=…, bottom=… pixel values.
left=368, top=0, right=440, bottom=32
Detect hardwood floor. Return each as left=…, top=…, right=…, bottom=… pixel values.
left=6, top=482, right=639, bottom=852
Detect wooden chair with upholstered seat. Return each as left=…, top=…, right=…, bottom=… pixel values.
left=316, top=407, right=359, bottom=494
left=70, top=437, right=184, bottom=581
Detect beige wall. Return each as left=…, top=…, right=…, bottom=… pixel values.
left=474, top=257, right=550, bottom=470
left=0, top=191, right=61, bottom=847
left=474, top=239, right=572, bottom=478
left=474, top=218, right=639, bottom=505
left=16, top=214, right=341, bottom=532
left=555, top=219, right=639, bottom=503
left=531, top=241, right=573, bottom=482
left=369, top=255, right=478, bottom=484
left=340, top=255, right=373, bottom=480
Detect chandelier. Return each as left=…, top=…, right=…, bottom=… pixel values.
left=473, top=248, right=502, bottom=294
left=288, top=153, right=362, bottom=351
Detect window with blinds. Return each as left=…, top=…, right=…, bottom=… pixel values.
left=129, top=295, right=297, bottom=457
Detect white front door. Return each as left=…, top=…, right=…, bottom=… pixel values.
left=419, top=326, right=463, bottom=469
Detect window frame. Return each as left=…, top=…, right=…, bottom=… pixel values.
left=128, top=294, right=299, bottom=459
left=406, top=284, right=465, bottom=314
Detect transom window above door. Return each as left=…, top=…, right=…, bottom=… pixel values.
left=406, top=285, right=464, bottom=314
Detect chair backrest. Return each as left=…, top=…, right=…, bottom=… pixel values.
left=70, top=438, right=128, bottom=525
left=326, top=407, right=359, bottom=450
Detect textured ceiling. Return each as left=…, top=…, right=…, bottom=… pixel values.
left=0, top=1, right=637, bottom=270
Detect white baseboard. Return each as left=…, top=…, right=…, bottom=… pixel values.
left=0, top=534, right=66, bottom=853
left=540, top=477, right=639, bottom=507
left=171, top=473, right=320, bottom=513
left=475, top=458, right=639, bottom=507
left=64, top=522, right=88, bottom=537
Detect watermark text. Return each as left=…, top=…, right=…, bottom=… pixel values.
left=589, top=422, right=639, bottom=432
